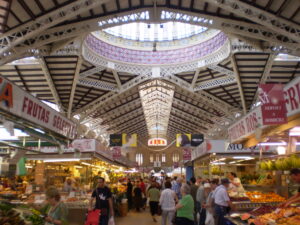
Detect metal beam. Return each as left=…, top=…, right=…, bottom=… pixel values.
left=0, top=0, right=109, bottom=56
left=191, top=68, right=200, bottom=88
left=206, top=0, right=300, bottom=43
left=39, top=57, right=64, bottom=112
left=112, top=70, right=122, bottom=89
left=68, top=56, right=83, bottom=118
left=208, top=65, right=235, bottom=76
left=252, top=53, right=277, bottom=105
left=231, top=54, right=247, bottom=115
left=78, top=77, right=118, bottom=92
left=194, top=76, right=236, bottom=90
left=79, top=66, right=106, bottom=78
left=50, top=36, right=79, bottom=54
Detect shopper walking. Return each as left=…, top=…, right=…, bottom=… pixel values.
left=196, top=182, right=211, bottom=225
left=174, top=183, right=194, bottom=225
left=205, top=179, right=219, bottom=225
left=44, top=187, right=68, bottom=225
left=172, top=177, right=183, bottom=200
left=148, top=181, right=160, bottom=222
left=189, top=177, right=199, bottom=225
left=214, top=178, right=234, bottom=225
left=126, top=178, right=133, bottom=210
left=133, top=180, right=143, bottom=212
left=160, top=181, right=178, bottom=225
left=89, top=177, right=114, bottom=225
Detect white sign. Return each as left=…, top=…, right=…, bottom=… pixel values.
left=0, top=76, right=77, bottom=139
left=228, top=107, right=263, bottom=143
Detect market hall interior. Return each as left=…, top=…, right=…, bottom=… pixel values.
left=1, top=0, right=300, bottom=225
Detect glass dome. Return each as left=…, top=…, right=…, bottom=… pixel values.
left=103, top=22, right=207, bottom=42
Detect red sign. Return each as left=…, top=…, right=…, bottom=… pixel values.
left=183, top=148, right=191, bottom=161
left=259, top=84, right=287, bottom=125
left=112, top=147, right=121, bottom=159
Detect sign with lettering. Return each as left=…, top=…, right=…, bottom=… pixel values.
left=0, top=76, right=76, bottom=139
left=148, top=138, right=167, bottom=146
left=228, top=107, right=263, bottom=142
left=258, top=84, right=287, bottom=125
left=284, top=76, right=300, bottom=117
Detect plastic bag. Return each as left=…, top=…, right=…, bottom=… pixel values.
left=108, top=216, right=115, bottom=225
left=205, top=211, right=214, bottom=225
left=85, top=209, right=100, bottom=225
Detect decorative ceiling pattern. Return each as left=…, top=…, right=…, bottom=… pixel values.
left=0, top=0, right=299, bottom=144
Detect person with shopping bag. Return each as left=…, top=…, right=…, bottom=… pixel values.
left=89, top=177, right=114, bottom=225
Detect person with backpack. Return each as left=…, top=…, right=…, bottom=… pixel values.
left=89, top=177, right=114, bottom=225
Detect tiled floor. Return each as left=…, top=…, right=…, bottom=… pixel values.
left=115, top=210, right=162, bottom=225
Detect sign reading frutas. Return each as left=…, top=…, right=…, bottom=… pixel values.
left=258, top=84, right=287, bottom=125
left=0, top=76, right=76, bottom=139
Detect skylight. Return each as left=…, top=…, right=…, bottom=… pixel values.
left=104, top=22, right=207, bottom=42
left=274, top=54, right=300, bottom=61
left=139, top=80, right=174, bottom=139
left=8, top=57, right=39, bottom=65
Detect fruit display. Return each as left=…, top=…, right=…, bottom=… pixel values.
left=230, top=197, right=250, bottom=202
left=259, top=154, right=300, bottom=171
left=211, top=166, right=222, bottom=175
left=246, top=191, right=285, bottom=203
left=0, top=203, right=26, bottom=225
left=241, top=174, right=275, bottom=185
left=249, top=205, right=277, bottom=216
left=256, top=207, right=300, bottom=225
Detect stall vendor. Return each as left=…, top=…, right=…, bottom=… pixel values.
left=227, top=172, right=245, bottom=195
left=280, top=168, right=300, bottom=207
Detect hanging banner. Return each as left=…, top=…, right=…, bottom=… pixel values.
left=191, top=134, right=204, bottom=146
left=109, top=134, right=122, bottom=146
left=0, top=76, right=76, bottom=139
left=122, top=133, right=137, bottom=147
left=183, top=148, right=191, bottom=161
left=176, top=134, right=191, bottom=147
left=258, top=84, right=287, bottom=125
left=112, top=147, right=121, bottom=159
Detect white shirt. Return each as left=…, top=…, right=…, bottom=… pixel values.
left=229, top=178, right=245, bottom=193
left=159, top=188, right=176, bottom=211
left=214, top=185, right=230, bottom=207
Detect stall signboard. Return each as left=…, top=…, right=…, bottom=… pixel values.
left=284, top=76, right=300, bottom=117
left=228, top=76, right=300, bottom=142
left=191, top=140, right=264, bottom=160
left=0, top=76, right=76, bottom=139
left=258, top=84, right=287, bottom=125
left=228, top=107, right=263, bottom=143
left=112, top=147, right=121, bottom=159
left=109, top=134, right=122, bottom=146
left=71, top=139, right=97, bottom=152
left=191, top=134, right=204, bottom=146
left=183, top=148, right=192, bottom=161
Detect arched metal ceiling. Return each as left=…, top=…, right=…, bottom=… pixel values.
left=0, top=0, right=299, bottom=143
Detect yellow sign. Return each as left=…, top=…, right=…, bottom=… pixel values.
left=176, top=134, right=191, bottom=147
left=122, top=133, right=137, bottom=147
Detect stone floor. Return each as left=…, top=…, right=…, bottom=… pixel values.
left=115, top=209, right=162, bottom=225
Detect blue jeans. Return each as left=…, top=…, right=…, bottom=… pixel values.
left=214, top=205, right=228, bottom=225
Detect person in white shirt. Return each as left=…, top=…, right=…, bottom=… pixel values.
left=227, top=172, right=245, bottom=194
left=214, top=178, right=234, bottom=225
left=160, top=181, right=178, bottom=225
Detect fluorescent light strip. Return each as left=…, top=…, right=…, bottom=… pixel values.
left=43, top=158, right=91, bottom=162
left=233, top=156, right=254, bottom=160
left=258, top=142, right=287, bottom=146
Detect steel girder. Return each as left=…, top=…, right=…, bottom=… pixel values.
left=79, top=66, right=106, bottom=78
left=231, top=55, right=247, bottom=114
left=206, top=0, right=300, bottom=43
left=78, top=77, right=118, bottom=92
left=38, top=57, right=64, bottom=112
left=0, top=0, right=109, bottom=57
left=194, top=76, right=236, bottom=90
left=68, top=56, right=83, bottom=118
left=252, top=53, right=277, bottom=105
